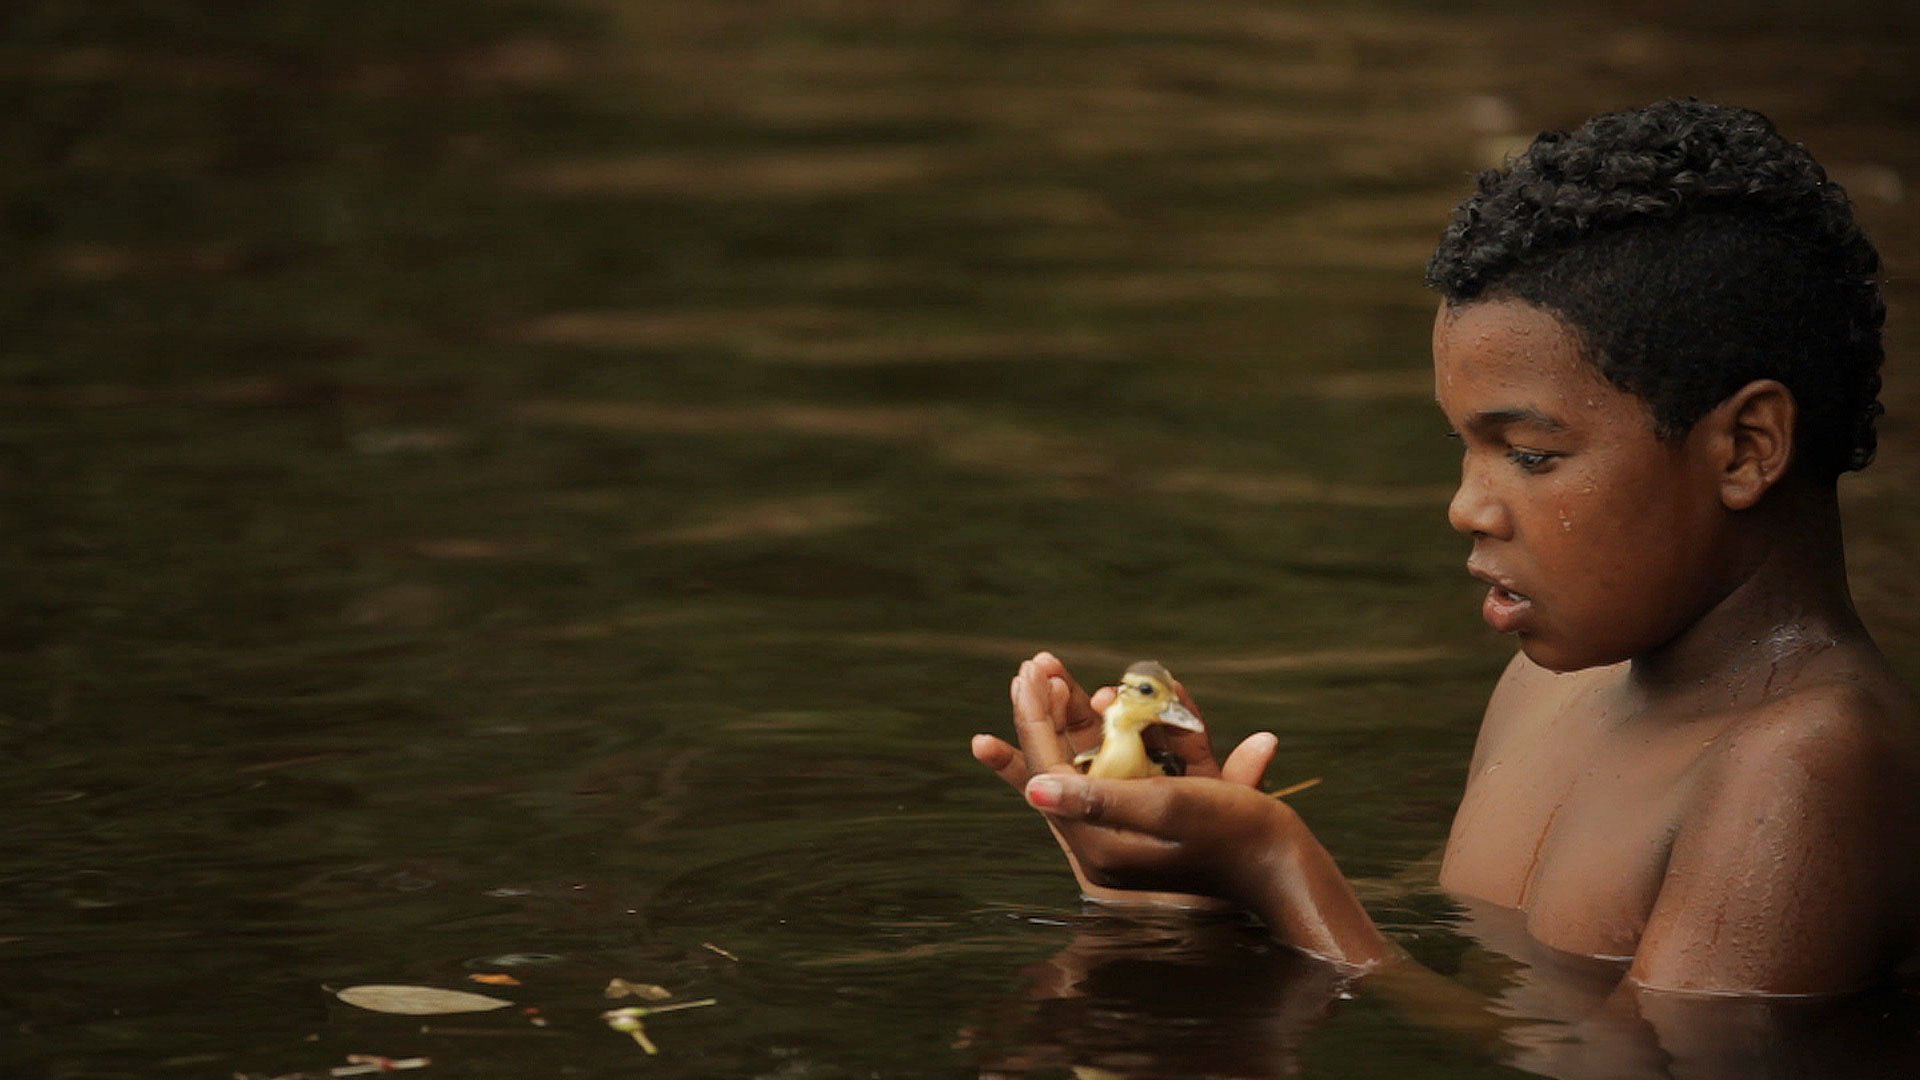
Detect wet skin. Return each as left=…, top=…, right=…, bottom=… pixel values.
left=979, top=297, right=1920, bottom=1002
left=1433, top=298, right=1920, bottom=992
left=1437, top=297, right=1729, bottom=674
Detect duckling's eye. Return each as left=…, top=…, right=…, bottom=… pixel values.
left=1135, top=683, right=1155, bottom=695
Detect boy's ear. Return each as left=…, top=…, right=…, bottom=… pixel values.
left=1711, top=379, right=1796, bottom=511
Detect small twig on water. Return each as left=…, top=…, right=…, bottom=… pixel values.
left=1269, top=776, right=1323, bottom=800
left=330, top=1056, right=430, bottom=1076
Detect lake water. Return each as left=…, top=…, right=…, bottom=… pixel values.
left=5, top=1, right=1919, bottom=1077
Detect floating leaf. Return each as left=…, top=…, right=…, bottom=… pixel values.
left=469, top=973, right=521, bottom=986
left=604, top=978, right=671, bottom=1001
left=336, top=984, right=513, bottom=1015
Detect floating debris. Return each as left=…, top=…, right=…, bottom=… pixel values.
left=1269, top=776, right=1323, bottom=800
left=700, top=942, right=739, bottom=961
left=467, top=973, right=521, bottom=986
left=604, top=1010, right=657, bottom=1055
left=472, top=952, right=563, bottom=967
left=335, top=985, right=513, bottom=1015
left=330, top=1055, right=430, bottom=1076
left=416, top=1025, right=558, bottom=1037
left=601, top=999, right=718, bottom=1056
left=604, top=978, right=672, bottom=1001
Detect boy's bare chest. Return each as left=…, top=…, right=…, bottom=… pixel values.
left=1441, top=722, right=1705, bottom=960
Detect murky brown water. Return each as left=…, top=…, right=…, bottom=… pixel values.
left=5, top=2, right=1918, bottom=1077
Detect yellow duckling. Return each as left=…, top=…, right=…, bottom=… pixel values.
left=1074, top=660, right=1204, bottom=779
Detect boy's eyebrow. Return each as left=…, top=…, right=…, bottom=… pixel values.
left=1460, top=407, right=1569, bottom=434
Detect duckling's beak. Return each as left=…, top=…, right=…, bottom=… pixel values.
left=1154, top=700, right=1203, bottom=732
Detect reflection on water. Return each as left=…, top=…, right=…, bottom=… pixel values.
left=4, top=0, right=1918, bottom=1077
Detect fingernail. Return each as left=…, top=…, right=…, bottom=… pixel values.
left=1025, top=776, right=1063, bottom=809
left=1250, top=732, right=1278, bottom=753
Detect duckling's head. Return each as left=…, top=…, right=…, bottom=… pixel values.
left=1108, top=660, right=1204, bottom=734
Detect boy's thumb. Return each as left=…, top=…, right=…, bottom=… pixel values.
left=1025, top=772, right=1114, bottom=823
left=1025, top=773, right=1081, bottom=812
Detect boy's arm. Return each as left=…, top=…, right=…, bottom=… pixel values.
left=1628, top=687, right=1899, bottom=995
left=1020, top=766, right=1401, bottom=970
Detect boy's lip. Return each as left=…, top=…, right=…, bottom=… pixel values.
left=1468, top=564, right=1533, bottom=633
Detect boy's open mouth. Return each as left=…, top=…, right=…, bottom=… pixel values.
left=1480, top=583, right=1533, bottom=633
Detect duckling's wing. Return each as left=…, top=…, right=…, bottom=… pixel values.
left=1154, top=700, right=1203, bottom=732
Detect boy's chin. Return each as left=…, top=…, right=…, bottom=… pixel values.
left=1516, top=635, right=1625, bottom=674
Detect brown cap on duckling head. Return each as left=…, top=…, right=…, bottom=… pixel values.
left=1123, top=660, right=1174, bottom=684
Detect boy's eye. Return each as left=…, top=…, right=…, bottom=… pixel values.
left=1507, top=448, right=1556, bottom=472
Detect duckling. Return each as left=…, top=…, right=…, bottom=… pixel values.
left=1073, top=660, right=1204, bottom=779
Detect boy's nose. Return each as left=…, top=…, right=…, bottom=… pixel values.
left=1448, top=467, right=1509, bottom=539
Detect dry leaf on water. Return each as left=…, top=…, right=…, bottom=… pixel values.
left=604, top=977, right=672, bottom=1001
left=335, top=984, right=513, bottom=1015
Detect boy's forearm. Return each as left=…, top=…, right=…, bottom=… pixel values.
left=1244, top=807, right=1402, bottom=971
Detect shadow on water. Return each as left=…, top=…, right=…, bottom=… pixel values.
left=3, top=0, right=1919, bottom=1076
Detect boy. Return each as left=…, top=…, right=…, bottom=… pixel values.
left=973, top=99, right=1920, bottom=998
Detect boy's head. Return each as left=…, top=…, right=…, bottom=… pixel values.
left=1425, top=98, right=1885, bottom=481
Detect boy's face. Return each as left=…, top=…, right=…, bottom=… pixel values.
left=1432, top=299, right=1729, bottom=672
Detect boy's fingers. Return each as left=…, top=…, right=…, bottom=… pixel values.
left=1031, top=651, right=1102, bottom=730
left=1089, top=685, right=1117, bottom=713
left=971, top=733, right=1031, bottom=790
left=1011, top=662, right=1072, bottom=769
left=1172, top=679, right=1203, bottom=719
left=1157, top=725, right=1220, bottom=777
left=1220, top=732, right=1278, bottom=788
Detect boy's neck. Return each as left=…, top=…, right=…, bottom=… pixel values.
left=1624, top=480, right=1866, bottom=709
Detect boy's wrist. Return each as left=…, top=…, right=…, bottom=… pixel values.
left=1241, top=801, right=1398, bottom=970
left=1233, top=799, right=1306, bottom=928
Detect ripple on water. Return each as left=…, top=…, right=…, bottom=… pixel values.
left=641, top=811, right=1068, bottom=997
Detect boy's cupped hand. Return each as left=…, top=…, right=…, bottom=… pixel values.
left=972, top=651, right=1286, bottom=907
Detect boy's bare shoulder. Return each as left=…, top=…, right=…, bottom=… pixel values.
left=1635, top=660, right=1920, bottom=992
left=1674, top=655, right=1920, bottom=906
left=1705, top=656, right=1920, bottom=790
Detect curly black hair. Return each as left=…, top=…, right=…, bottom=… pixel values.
left=1426, top=99, right=1885, bottom=478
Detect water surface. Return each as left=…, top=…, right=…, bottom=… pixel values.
left=5, top=1, right=1919, bottom=1076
